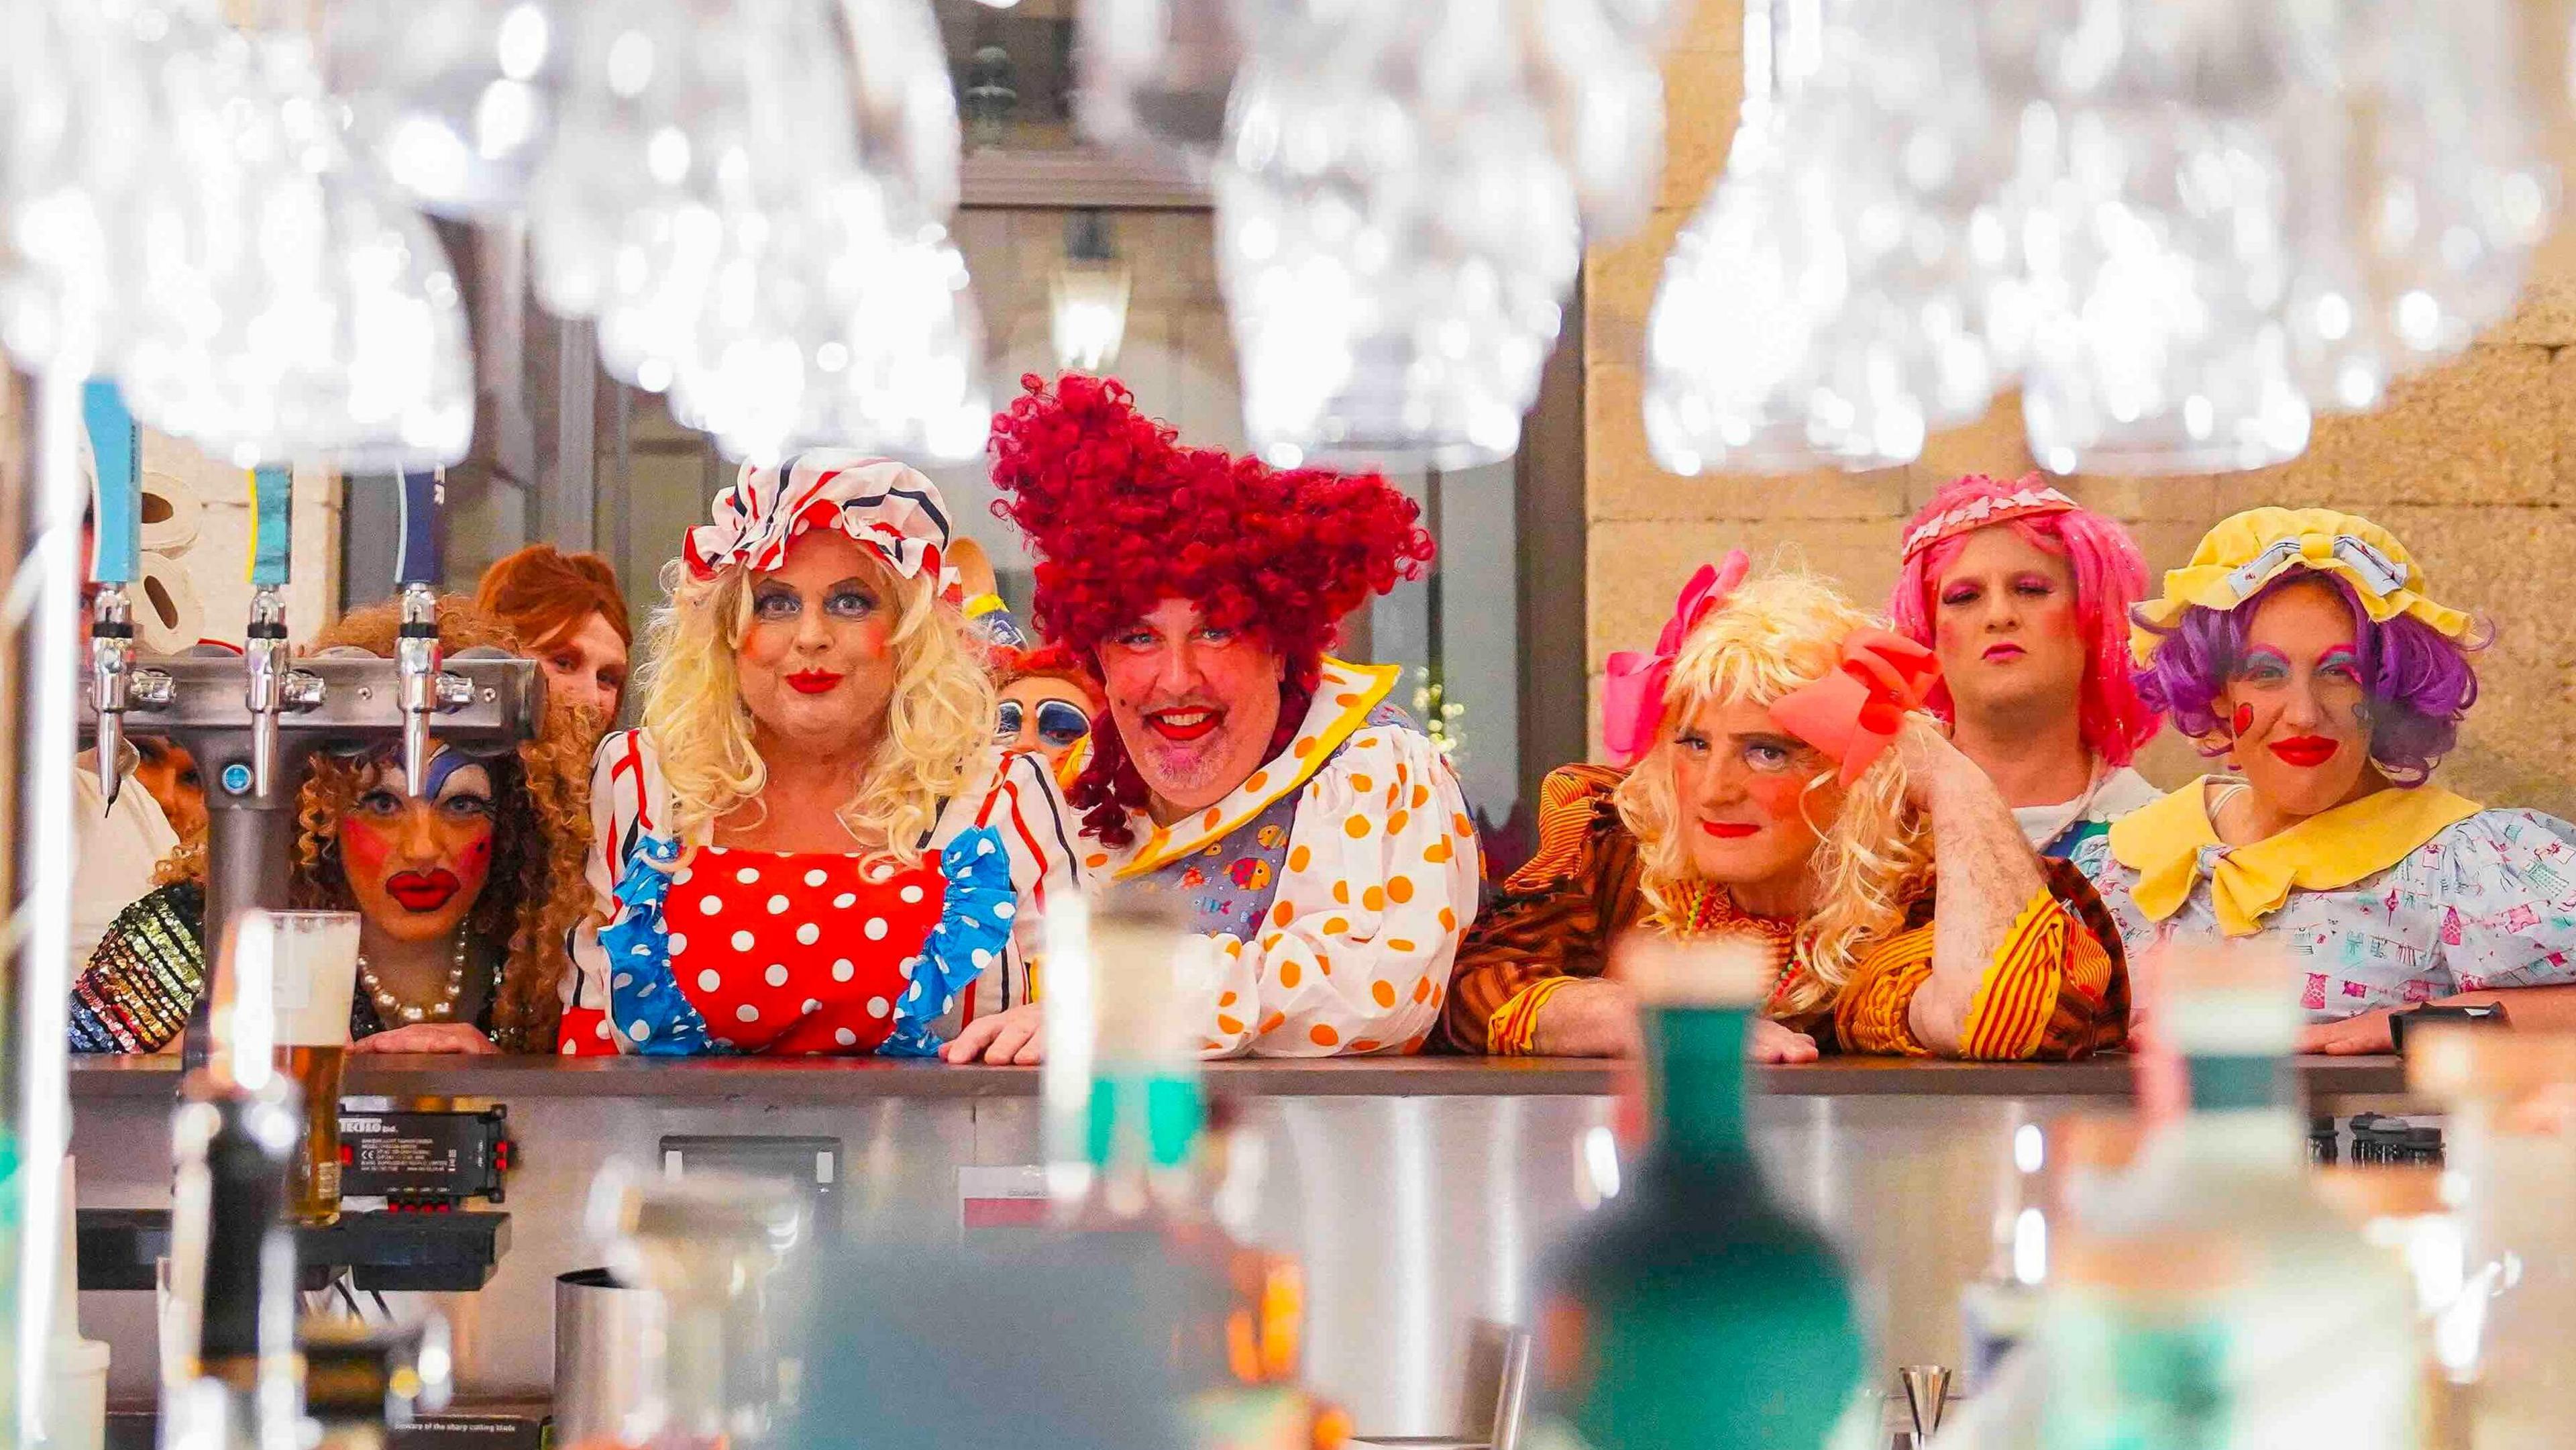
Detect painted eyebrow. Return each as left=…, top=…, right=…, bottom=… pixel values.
left=2240, top=645, right=2292, bottom=668
left=2315, top=645, right=2361, bottom=667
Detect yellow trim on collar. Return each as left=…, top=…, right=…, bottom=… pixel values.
left=2129, top=507, right=2473, bottom=665
left=1115, top=658, right=1403, bottom=878
left=2108, top=777, right=2484, bottom=937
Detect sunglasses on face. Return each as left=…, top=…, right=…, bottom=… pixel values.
left=997, top=699, right=1093, bottom=749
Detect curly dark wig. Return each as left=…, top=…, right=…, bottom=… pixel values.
left=987, top=373, right=1436, bottom=846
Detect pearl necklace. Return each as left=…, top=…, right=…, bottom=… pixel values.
left=358, top=933, right=471, bottom=1025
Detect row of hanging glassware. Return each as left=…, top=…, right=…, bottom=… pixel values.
left=3, top=0, right=2565, bottom=474
left=1645, top=0, right=2565, bottom=480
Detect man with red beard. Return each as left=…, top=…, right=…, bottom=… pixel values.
left=947, top=373, right=1482, bottom=1062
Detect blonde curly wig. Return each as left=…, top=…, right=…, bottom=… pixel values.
left=1614, top=568, right=1933, bottom=1017
left=160, top=596, right=594, bottom=1050
left=633, top=546, right=997, bottom=865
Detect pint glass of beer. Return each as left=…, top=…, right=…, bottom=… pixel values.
left=252, top=909, right=363, bottom=1225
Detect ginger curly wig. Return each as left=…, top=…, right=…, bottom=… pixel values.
left=161, top=596, right=594, bottom=1051
left=987, top=372, right=1436, bottom=847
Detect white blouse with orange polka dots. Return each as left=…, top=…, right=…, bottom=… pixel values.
left=1080, top=659, right=1485, bottom=1058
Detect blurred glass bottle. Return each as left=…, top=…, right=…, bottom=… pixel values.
left=1041, top=890, right=1348, bottom=1450
left=158, top=911, right=311, bottom=1450
left=572, top=1166, right=806, bottom=1450
left=2408, top=1027, right=2576, bottom=1449
left=1528, top=938, right=1872, bottom=1450
left=2034, top=945, right=2421, bottom=1450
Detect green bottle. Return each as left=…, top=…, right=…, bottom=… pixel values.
left=1532, top=945, right=1872, bottom=1450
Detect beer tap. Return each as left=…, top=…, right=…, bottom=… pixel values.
left=245, top=465, right=294, bottom=798
left=84, top=380, right=141, bottom=810
left=394, top=468, right=443, bottom=797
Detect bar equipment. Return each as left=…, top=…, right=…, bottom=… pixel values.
left=83, top=380, right=142, bottom=810
left=78, top=462, right=541, bottom=1066
left=1523, top=938, right=1871, bottom=1450
left=243, top=464, right=295, bottom=798
left=571, top=1165, right=806, bottom=1449
left=394, top=468, right=443, bottom=799
left=299, top=1315, right=454, bottom=1450
left=1898, top=1365, right=1951, bottom=1443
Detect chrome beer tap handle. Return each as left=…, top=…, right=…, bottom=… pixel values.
left=394, top=469, right=445, bottom=796
left=89, top=586, right=135, bottom=809
left=245, top=588, right=290, bottom=796
left=85, top=380, right=143, bottom=808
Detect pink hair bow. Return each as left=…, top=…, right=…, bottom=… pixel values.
left=1768, top=629, right=1941, bottom=787
left=1600, top=551, right=1752, bottom=767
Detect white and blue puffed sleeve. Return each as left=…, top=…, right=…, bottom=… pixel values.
left=559, top=729, right=678, bottom=1055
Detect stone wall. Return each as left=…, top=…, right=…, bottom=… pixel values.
left=1582, top=0, right=2576, bottom=818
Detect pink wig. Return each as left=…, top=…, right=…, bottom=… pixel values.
left=1886, top=473, right=2161, bottom=767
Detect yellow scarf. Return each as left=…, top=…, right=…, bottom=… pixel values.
left=2108, top=778, right=2483, bottom=937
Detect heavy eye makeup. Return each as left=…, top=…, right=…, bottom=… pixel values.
left=2235, top=645, right=2294, bottom=687
left=1735, top=733, right=1806, bottom=773
left=751, top=578, right=879, bottom=622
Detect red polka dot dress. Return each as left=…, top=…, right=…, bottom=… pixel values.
left=661, top=848, right=946, bottom=1054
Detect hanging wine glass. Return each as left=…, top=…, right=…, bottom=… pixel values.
left=323, top=0, right=564, bottom=219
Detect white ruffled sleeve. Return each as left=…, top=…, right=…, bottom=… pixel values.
left=559, top=729, right=667, bottom=1054
left=934, top=747, right=1089, bottom=1018
left=1196, top=724, right=1483, bottom=1058
left=2426, top=810, right=2576, bottom=991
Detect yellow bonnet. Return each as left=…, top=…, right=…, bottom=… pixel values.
left=2128, top=507, right=2473, bottom=665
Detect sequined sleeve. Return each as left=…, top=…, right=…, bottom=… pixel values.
left=68, top=882, right=207, bottom=1055
left=1815, top=858, right=2129, bottom=1060
left=1441, top=764, right=1648, bottom=1055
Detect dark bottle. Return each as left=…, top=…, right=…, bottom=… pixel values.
left=160, top=912, right=309, bottom=1448
left=1531, top=941, right=1870, bottom=1450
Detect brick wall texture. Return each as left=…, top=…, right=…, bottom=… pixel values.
left=1585, top=0, right=2576, bottom=818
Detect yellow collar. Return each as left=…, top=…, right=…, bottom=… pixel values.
left=2108, top=777, right=2483, bottom=936
left=1111, top=658, right=1402, bottom=876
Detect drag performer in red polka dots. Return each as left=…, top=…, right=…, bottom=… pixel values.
left=948, top=374, right=1482, bottom=1062
left=557, top=452, right=1081, bottom=1057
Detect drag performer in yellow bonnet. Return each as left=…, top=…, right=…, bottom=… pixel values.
left=2075, top=507, right=2576, bottom=1053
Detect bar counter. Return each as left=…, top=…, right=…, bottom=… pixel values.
left=68, top=1053, right=2418, bottom=1437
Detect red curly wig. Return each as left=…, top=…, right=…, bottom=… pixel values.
left=989, top=372, right=1436, bottom=846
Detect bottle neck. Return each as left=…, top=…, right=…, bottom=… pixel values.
left=2178, top=1049, right=2306, bottom=1168
left=1064, top=1066, right=1205, bottom=1221
left=1646, top=1006, right=1754, bottom=1170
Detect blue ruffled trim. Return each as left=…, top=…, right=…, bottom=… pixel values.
left=879, top=825, right=1017, bottom=1057
left=600, top=833, right=720, bottom=1056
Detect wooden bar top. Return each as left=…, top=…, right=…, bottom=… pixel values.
left=67, top=1052, right=2411, bottom=1103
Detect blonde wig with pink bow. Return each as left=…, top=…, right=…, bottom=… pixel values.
left=1613, top=566, right=1937, bottom=1014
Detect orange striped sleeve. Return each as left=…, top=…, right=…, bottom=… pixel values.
left=1829, top=927, right=1938, bottom=1057
left=1955, top=892, right=2076, bottom=1059
left=1489, top=976, right=1577, bottom=1056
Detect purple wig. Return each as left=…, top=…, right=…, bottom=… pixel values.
left=2133, top=569, right=2484, bottom=786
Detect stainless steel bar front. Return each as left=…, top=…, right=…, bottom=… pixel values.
left=66, top=1055, right=2412, bottom=1439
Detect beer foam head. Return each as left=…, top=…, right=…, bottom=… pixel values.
left=258, top=911, right=363, bottom=1047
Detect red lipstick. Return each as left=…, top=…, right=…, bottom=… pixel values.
left=1146, top=707, right=1222, bottom=742
left=384, top=870, right=462, bottom=913
left=1700, top=820, right=1761, bottom=840
left=2268, top=735, right=2340, bottom=768
left=786, top=670, right=844, bottom=695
